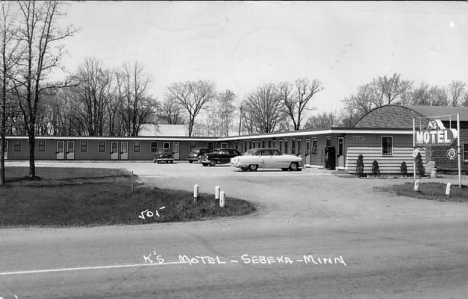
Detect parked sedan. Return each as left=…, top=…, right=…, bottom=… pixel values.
left=187, top=147, right=211, bottom=163
left=230, top=148, right=302, bottom=171
left=153, top=149, right=174, bottom=163
left=201, top=148, right=242, bottom=166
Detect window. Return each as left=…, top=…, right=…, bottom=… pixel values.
left=221, top=143, right=227, bottom=149
left=312, top=138, right=317, bottom=154
left=338, top=137, right=344, bottom=156
left=284, top=140, right=288, bottom=154
left=99, top=141, right=105, bottom=153
left=291, top=139, right=296, bottom=154
left=163, top=142, right=170, bottom=149
left=38, top=140, right=45, bottom=152
left=258, top=141, right=261, bottom=148
left=306, top=139, right=310, bottom=154
left=14, top=140, right=21, bottom=152
left=134, top=141, right=140, bottom=152
left=262, top=140, right=265, bottom=148
left=381, top=136, right=393, bottom=155
left=464, top=144, right=468, bottom=163
left=272, top=140, right=276, bottom=149
left=279, top=140, right=283, bottom=152
left=297, top=139, right=302, bottom=155
left=326, top=136, right=331, bottom=147
left=151, top=141, right=158, bottom=153
left=268, top=140, right=271, bottom=148
left=81, top=141, right=88, bottom=152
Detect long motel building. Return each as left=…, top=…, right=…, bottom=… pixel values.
left=3, top=105, right=468, bottom=174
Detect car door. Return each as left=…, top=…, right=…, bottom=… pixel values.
left=260, top=150, right=272, bottom=168
left=270, top=150, right=287, bottom=168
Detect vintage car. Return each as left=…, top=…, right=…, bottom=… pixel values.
left=201, top=148, right=242, bottom=166
left=187, top=147, right=211, bottom=163
left=153, top=148, right=174, bottom=163
left=230, top=148, right=302, bottom=171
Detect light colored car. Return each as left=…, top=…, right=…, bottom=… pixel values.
left=230, top=148, right=302, bottom=172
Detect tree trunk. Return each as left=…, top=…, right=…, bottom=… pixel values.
left=28, top=129, right=35, bottom=178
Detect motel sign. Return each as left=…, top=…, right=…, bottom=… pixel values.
left=415, top=120, right=458, bottom=147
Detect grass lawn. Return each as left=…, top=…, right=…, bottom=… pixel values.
left=0, top=167, right=256, bottom=227
left=379, top=182, right=468, bottom=203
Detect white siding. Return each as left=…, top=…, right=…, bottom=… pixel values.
left=346, top=147, right=426, bottom=174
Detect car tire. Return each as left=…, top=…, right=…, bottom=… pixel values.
left=189, top=161, right=193, bottom=164
left=202, top=163, right=208, bottom=167
left=289, top=162, right=299, bottom=171
left=249, top=164, right=258, bottom=171
left=240, top=167, right=249, bottom=172
left=210, top=160, right=216, bottom=167
left=170, top=161, right=173, bottom=164
left=281, top=168, right=288, bottom=171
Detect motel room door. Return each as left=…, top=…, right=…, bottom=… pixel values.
left=173, top=142, right=179, bottom=160
left=120, top=141, right=128, bottom=160
left=66, top=141, right=75, bottom=160
left=56, top=141, right=65, bottom=160
left=110, top=141, right=119, bottom=160
left=3, top=140, right=7, bottom=160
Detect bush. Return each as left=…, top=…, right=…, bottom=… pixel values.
left=372, top=160, right=380, bottom=177
left=415, top=152, right=425, bottom=177
left=400, top=161, right=408, bottom=177
left=356, top=154, right=364, bottom=177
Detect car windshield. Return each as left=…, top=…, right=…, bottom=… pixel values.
left=191, top=149, right=200, bottom=153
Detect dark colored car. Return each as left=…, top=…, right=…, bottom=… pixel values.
left=200, top=148, right=242, bottom=166
left=187, top=147, right=211, bottom=163
left=153, top=149, right=174, bottom=163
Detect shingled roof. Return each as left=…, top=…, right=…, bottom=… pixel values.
left=354, top=105, right=468, bottom=129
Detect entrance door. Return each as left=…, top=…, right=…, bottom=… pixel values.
left=56, top=141, right=65, bottom=160
left=3, top=140, right=7, bottom=160
left=337, top=137, right=344, bottom=169
left=120, top=141, right=128, bottom=160
left=110, top=141, right=119, bottom=160
left=173, top=142, right=179, bottom=160
left=66, top=141, right=75, bottom=160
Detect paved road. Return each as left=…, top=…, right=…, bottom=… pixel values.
left=1, top=161, right=468, bottom=298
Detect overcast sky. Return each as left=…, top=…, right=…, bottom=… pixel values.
left=55, top=1, right=468, bottom=114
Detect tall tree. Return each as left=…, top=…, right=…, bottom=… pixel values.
left=448, top=81, right=465, bottom=107
left=118, top=62, right=157, bottom=136
left=0, top=2, right=22, bottom=184
left=13, top=1, right=76, bottom=178
left=373, top=73, right=413, bottom=106
left=166, top=80, right=216, bottom=137
left=243, top=84, right=285, bottom=133
left=279, top=78, right=322, bottom=131
left=305, top=111, right=338, bottom=129
left=205, top=89, right=236, bottom=137
left=158, top=97, right=185, bottom=125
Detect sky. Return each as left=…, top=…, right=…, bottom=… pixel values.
left=54, top=1, right=468, bottom=115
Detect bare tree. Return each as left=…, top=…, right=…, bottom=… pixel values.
left=243, top=84, right=285, bottom=133
left=69, top=58, right=113, bottom=136
left=12, top=1, right=76, bottom=178
left=373, top=73, right=413, bottom=105
left=305, top=111, right=338, bottom=129
left=0, top=2, right=22, bottom=184
left=166, top=80, right=216, bottom=137
left=118, top=62, right=157, bottom=136
left=448, top=81, right=465, bottom=107
left=205, top=89, right=236, bottom=137
left=158, top=97, right=185, bottom=125
left=279, top=79, right=322, bottom=131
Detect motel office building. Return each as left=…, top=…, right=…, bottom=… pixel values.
left=3, top=105, right=468, bottom=174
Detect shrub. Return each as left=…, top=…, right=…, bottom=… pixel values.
left=356, top=154, right=364, bottom=177
left=372, top=160, right=380, bottom=177
left=415, top=152, right=425, bottom=177
left=400, top=161, right=407, bottom=177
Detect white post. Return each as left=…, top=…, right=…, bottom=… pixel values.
left=446, top=183, right=452, bottom=198
left=194, top=184, right=199, bottom=202
left=414, top=179, right=420, bottom=192
left=413, top=118, right=416, bottom=181
left=220, top=191, right=225, bottom=208
left=457, top=114, right=461, bottom=188
left=215, top=186, right=220, bottom=200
